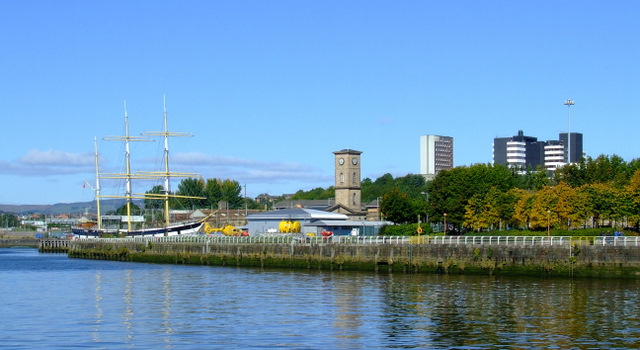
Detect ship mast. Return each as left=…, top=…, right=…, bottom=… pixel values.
left=102, top=101, right=153, bottom=233
left=82, top=137, right=102, bottom=230
left=162, top=96, right=172, bottom=228
left=124, top=104, right=132, bottom=230
left=93, top=98, right=204, bottom=236
left=94, top=137, right=102, bottom=230
left=141, top=95, right=200, bottom=229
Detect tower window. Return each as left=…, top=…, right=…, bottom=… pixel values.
left=340, top=173, right=344, bottom=184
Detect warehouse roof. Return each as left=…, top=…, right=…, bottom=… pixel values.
left=246, top=208, right=348, bottom=221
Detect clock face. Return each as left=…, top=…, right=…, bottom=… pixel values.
left=339, top=158, right=345, bottom=165
left=352, top=158, right=358, bottom=165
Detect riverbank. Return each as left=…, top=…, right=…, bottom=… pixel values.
left=47, top=236, right=640, bottom=279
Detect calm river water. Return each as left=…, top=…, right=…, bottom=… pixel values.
left=0, top=248, right=639, bottom=349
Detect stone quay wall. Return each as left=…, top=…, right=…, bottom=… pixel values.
left=0, top=238, right=39, bottom=248
left=59, top=239, right=640, bottom=279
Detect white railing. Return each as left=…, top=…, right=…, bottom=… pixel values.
left=75, top=235, right=640, bottom=247
left=426, top=236, right=573, bottom=246
left=417, top=236, right=640, bottom=247
left=594, top=236, right=640, bottom=247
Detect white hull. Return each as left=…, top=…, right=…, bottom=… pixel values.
left=72, top=220, right=205, bottom=238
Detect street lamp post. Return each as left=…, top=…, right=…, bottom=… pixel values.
left=547, top=210, right=551, bottom=238
left=244, top=184, right=248, bottom=216
left=564, top=99, right=575, bottom=164
left=443, top=213, right=447, bottom=236
left=421, top=191, right=429, bottom=225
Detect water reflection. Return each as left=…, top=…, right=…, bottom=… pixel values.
left=123, top=270, right=133, bottom=347
left=92, top=271, right=102, bottom=344
left=162, top=269, right=173, bottom=348
left=374, top=274, right=640, bottom=349
left=332, top=274, right=364, bottom=342
left=1, top=249, right=639, bottom=350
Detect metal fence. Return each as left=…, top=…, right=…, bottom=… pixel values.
left=73, top=235, right=640, bottom=247
left=411, top=235, right=640, bottom=247
left=81, top=235, right=409, bottom=245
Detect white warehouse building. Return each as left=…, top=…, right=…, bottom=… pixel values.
left=245, top=208, right=390, bottom=236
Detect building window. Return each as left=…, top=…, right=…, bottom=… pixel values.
left=352, top=193, right=357, bottom=205
left=340, top=173, right=344, bottom=184
left=352, top=172, right=356, bottom=184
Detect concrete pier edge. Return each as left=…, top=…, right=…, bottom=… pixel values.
left=37, top=238, right=640, bottom=279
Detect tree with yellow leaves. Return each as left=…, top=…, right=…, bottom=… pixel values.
left=512, top=188, right=534, bottom=229
left=625, top=169, right=640, bottom=229
left=528, top=185, right=557, bottom=230
left=554, top=182, right=590, bottom=229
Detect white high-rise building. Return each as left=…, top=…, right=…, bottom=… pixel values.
left=420, top=135, right=453, bottom=180
left=544, top=141, right=566, bottom=171
left=493, top=131, right=584, bottom=172
left=506, top=141, right=527, bottom=168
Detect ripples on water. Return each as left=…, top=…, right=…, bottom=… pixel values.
left=0, top=248, right=639, bottom=349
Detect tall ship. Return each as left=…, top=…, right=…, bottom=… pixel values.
left=72, top=99, right=208, bottom=238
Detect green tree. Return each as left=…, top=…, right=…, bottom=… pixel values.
left=143, top=185, right=165, bottom=210
left=290, top=186, right=335, bottom=200
left=0, top=213, right=19, bottom=228
left=244, top=197, right=264, bottom=210
left=175, top=178, right=206, bottom=209
left=581, top=183, right=618, bottom=227
left=362, top=174, right=398, bottom=204
left=360, top=178, right=375, bottom=203
left=221, top=179, right=244, bottom=209
left=380, top=188, right=420, bottom=224
left=587, top=154, right=629, bottom=187
left=519, top=167, right=551, bottom=191
left=555, top=158, right=587, bottom=187
left=556, top=154, right=635, bottom=187
left=204, top=179, right=223, bottom=208
left=427, top=163, right=517, bottom=229
left=373, top=173, right=395, bottom=190
left=115, top=202, right=141, bottom=215
left=395, top=174, right=427, bottom=197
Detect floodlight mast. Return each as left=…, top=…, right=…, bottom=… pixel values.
left=564, top=99, right=575, bottom=164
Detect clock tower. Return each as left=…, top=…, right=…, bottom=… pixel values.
left=333, top=149, right=362, bottom=212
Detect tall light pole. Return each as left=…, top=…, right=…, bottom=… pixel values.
left=421, top=191, right=429, bottom=224
left=443, top=213, right=447, bottom=236
left=564, top=99, right=575, bottom=164
left=547, top=210, right=551, bottom=238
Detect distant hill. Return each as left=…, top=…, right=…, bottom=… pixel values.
left=0, top=199, right=139, bottom=215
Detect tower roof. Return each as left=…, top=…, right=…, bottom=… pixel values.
left=333, top=149, right=362, bottom=155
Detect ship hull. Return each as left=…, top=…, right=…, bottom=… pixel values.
left=71, top=220, right=205, bottom=238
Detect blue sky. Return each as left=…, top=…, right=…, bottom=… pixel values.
left=1, top=1, right=639, bottom=205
